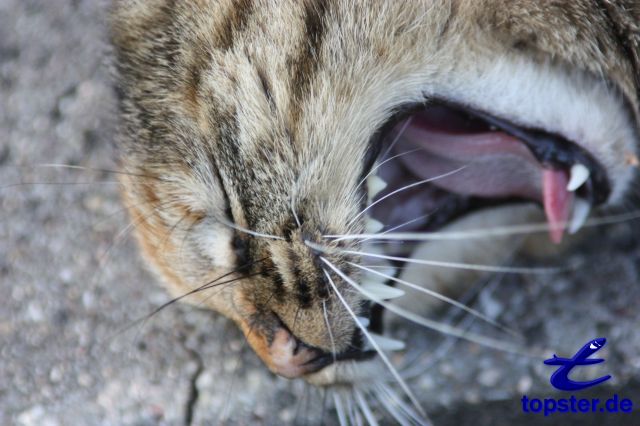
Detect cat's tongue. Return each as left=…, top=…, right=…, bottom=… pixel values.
left=395, top=118, right=575, bottom=243
left=542, top=169, right=573, bottom=244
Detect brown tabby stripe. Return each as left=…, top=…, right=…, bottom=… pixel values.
left=288, top=247, right=313, bottom=308
left=217, top=0, right=255, bottom=51
left=288, top=0, right=331, bottom=124
left=272, top=271, right=287, bottom=300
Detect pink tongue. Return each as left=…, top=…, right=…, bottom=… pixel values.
left=542, top=169, right=574, bottom=244
left=393, top=115, right=576, bottom=245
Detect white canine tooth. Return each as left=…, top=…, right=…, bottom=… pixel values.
left=567, top=163, right=590, bottom=192
left=361, top=280, right=405, bottom=300
left=365, top=218, right=384, bottom=234
left=569, top=198, right=591, bottom=234
left=369, top=333, right=405, bottom=351
left=367, top=175, right=388, bottom=200
left=356, top=316, right=370, bottom=328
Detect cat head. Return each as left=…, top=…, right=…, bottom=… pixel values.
left=111, top=0, right=639, bottom=385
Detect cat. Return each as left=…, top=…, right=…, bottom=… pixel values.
left=109, top=0, right=640, bottom=423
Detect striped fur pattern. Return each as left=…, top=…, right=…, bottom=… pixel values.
left=110, top=0, right=640, bottom=416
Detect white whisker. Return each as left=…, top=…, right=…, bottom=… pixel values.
left=379, top=213, right=433, bottom=235
left=400, top=273, right=508, bottom=380
left=322, top=258, right=526, bottom=355
left=322, top=300, right=337, bottom=364
left=379, top=117, right=414, bottom=162
left=347, top=393, right=360, bottom=426
left=350, top=262, right=519, bottom=337
left=328, top=210, right=640, bottom=242
left=349, top=165, right=468, bottom=226
left=217, top=217, right=285, bottom=240
left=22, top=163, right=158, bottom=179
left=378, top=384, right=430, bottom=426
left=322, top=267, right=426, bottom=417
left=357, top=147, right=420, bottom=190
left=334, top=392, right=348, bottom=426
left=354, top=400, right=364, bottom=426
left=373, top=387, right=412, bottom=426
left=354, top=389, right=379, bottom=426
left=307, top=240, right=562, bottom=274
left=341, top=249, right=564, bottom=274
left=360, top=212, right=433, bottom=244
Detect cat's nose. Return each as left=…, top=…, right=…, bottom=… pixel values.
left=240, top=320, right=329, bottom=379
left=268, top=328, right=330, bottom=378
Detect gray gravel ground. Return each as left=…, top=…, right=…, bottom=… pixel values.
left=2, top=1, right=640, bottom=425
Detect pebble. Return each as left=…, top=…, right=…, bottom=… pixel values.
left=478, top=368, right=501, bottom=387
left=26, top=302, right=45, bottom=322
left=49, top=365, right=64, bottom=383
left=77, top=373, right=93, bottom=387
left=517, top=376, right=533, bottom=394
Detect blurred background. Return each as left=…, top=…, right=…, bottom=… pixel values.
left=1, top=1, right=639, bottom=425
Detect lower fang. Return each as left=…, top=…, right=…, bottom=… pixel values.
left=569, top=198, right=591, bottom=234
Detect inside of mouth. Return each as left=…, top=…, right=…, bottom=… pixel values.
left=322, top=101, right=610, bottom=366
left=369, top=102, right=608, bottom=244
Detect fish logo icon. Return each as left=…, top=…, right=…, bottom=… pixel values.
left=544, top=338, right=612, bottom=391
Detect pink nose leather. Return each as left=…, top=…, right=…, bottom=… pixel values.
left=235, top=299, right=327, bottom=379
left=268, top=328, right=323, bottom=379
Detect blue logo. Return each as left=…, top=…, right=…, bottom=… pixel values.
left=544, top=338, right=612, bottom=391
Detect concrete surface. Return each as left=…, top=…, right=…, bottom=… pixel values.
left=1, top=1, right=639, bottom=425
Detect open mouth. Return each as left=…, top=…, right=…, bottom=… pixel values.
left=316, top=100, right=612, bottom=371
left=367, top=100, right=611, bottom=244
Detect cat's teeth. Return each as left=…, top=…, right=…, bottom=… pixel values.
left=361, top=280, right=405, bottom=300
left=365, top=218, right=384, bottom=234
left=367, top=175, right=387, bottom=200
left=369, top=333, right=405, bottom=351
left=567, top=163, right=590, bottom=192
left=356, top=316, right=370, bottom=328
left=569, top=198, right=591, bottom=234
